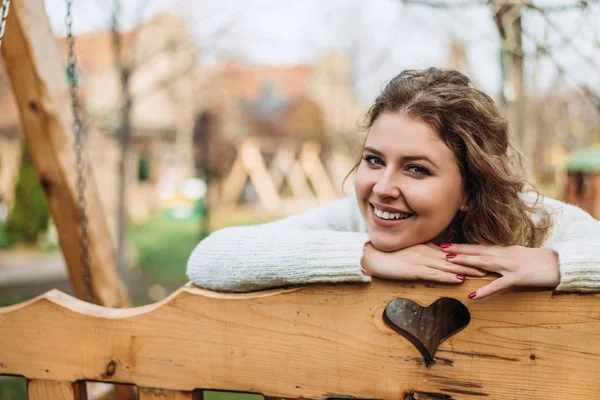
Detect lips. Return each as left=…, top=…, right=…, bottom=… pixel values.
left=370, top=202, right=414, bottom=215
left=370, top=203, right=415, bottom=226
left=373, top=206, right=413, bottom=220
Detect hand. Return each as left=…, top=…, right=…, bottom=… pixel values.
left=440, top=243, right=560, bottom=299
left=361, top=242, right=487, bottom=284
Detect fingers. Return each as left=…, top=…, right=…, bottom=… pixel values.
left=422, top=243, right=450, bottom=258
left=425, top=256, right=487, bottom=277
left=470, top=276, right=513, bottom=300
left=425, top=242, right=445, bottom=252
left=438, top=243, right=499, bottom=255
left=445, top=253, right=501, bottom=272
left=414, top=266, right=468, bottom=284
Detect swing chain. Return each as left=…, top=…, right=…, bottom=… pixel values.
left=0, top=0, right=10, bottom=49
left=66, top=0, right=93, bottom=303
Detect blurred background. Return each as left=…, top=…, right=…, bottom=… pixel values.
left=2, top=0, right=600, bottom=303
left=1, top=0, right=600, bottom=300
left=1, top=0, right=600, bottom=397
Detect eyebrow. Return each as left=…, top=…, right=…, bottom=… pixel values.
left=363, top=146, right=439, bottom=169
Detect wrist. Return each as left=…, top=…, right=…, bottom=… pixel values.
left=361, top=242, right=374, bottom=276
left=545, top=248, right=560, bottom=287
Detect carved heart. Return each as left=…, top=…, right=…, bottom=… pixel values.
left=383, top=298, right=470, bottom=367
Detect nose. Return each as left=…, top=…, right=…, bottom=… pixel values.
left=373, top=169, right=400, bottom=199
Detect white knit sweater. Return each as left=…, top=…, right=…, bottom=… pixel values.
left=187, top=193, right=600, bottom=293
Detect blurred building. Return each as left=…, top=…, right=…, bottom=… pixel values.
left=0, top=12, right=367, bottom=231
left=193, top=50, right=366, bottom=205
left=0, top=13, right=198, bottom=235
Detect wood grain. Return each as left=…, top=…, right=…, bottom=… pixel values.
left=2, top=279, right=600, bottom=399
left=28, top=380, right=86, bottom=400
left=1, top=0, right=129, bottom=307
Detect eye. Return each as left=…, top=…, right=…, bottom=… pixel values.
left=362, top=155, right=384, bottom=166
left=406, top=164, right=431, bottom=176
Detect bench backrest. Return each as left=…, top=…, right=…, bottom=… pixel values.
left=2, top=278, right=600, bottom=400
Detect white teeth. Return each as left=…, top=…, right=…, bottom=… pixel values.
left=373, top=207, right=412, bottom=220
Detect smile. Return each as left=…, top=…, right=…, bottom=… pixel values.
left=373, top=206, right=413, bottom=220
left=370, top=204, right=415, bottom=227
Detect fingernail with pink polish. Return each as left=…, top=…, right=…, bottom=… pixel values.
left=446, top=253, right=457, bottom=259
left=456, top=275, right=466, bottom=281
left=440, top=243, right=452, bottom=249
left=468, top=292, right=477, bottom=299
left=478, top=269, right=487, bottom=274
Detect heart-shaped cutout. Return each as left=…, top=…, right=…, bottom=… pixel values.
left=383, top=297, right=470, bottom=367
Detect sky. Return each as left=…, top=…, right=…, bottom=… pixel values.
left=44, top=0, right=600, bottom=105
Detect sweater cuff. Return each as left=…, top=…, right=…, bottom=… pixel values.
left=302, top=232, right=372, bottom=285
left=551, top=243, right=600, bottom=292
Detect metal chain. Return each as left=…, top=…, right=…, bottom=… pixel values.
left=0, top=0, right=10, bottom=50
left=66, top=0, right=93, bottom=303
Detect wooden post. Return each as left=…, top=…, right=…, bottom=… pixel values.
left=111, top=10, right=134, bottom=276
left=28, top=380, right=87, bottom=400
left=1, top=0, right=130, bottom=307
left=493, top=2, right=526, bottom=153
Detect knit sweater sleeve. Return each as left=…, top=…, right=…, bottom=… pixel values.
left=539, top=196, right=600, bottom=291
left=186, top=195, right=371, bottom=292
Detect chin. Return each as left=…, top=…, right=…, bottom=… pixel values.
left=369, top=237, right=409, bottom=252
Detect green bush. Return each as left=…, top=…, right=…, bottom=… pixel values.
left=7, top=144, right=50, bottom=243
left=138, top=155, right=152, bottom=183
left=0, top=377, right=26, bottom=400
left=0, top=222, right=13, bottom=249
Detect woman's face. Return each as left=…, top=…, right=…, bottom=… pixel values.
left=354, top=112, right=467, bottom=252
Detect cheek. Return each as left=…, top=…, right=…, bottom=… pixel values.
left=354, top=165, right=376, bottom=215
left=354, top=164, right=376, bottom=194
left=405, top=178, right=464, bottom=215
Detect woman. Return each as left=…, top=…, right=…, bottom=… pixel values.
left=187, top=68, right=600, bottom=299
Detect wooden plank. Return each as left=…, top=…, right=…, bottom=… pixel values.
left=28, top=380, right=86, bottom=400
left=1, top=0, right=129, bottom=306
left=221, top=153, right=249, bottom=208
left=269, top=144, right=313, bottom=201
left=238, top=138, right=281, bottom=212
left=2, top=280, right=600, bottom=399
left=299, top=141, right=337, bottom=204
left=139, top=388, right=194, bottom=400
left=326, top=150, right=354, bottom=195
left=0, top=139, right=22, bottom=205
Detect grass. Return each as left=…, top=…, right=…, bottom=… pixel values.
left=0, top=222, right=13, bottom=249
left=0, top=377, right=26, bottom=400
left=128, top=213, right=203, bottom=285
left=0, top=297, right=28, bottom=307
left=128, top=210, right=274, bottom=286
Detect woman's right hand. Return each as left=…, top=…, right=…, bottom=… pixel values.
left=361, top=242, right=487, bottom=284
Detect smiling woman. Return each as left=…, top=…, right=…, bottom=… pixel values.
left=355, top=114, right=467, bottom=252
left=187, top=67, right=600, bottom=300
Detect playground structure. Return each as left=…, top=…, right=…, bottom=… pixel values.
left=563, top=146, right=600, bottom=219
left=2, top=1, right=600, bottom=399
left=218, top=137, right=352, bottom=214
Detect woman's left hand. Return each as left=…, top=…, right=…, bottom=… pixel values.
left=439, top=244, right=560, bottom=300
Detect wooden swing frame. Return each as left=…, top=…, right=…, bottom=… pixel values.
left=2, top=2, right=600, bottom=399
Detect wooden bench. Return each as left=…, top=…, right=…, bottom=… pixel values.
left=2, top=278, right=600, bottom=399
